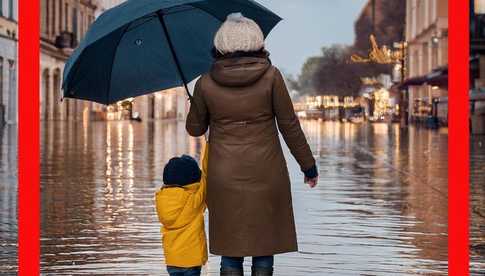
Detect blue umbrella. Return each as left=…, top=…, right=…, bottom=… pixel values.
left=62, top=0, right=281, bottom=105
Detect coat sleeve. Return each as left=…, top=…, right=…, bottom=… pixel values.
left=190, top=142, right=208, bottom=210
left=186, top=78, right=209, bottom=137
left=272, top=68, right=316, bottom=173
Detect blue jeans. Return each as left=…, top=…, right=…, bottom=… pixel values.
left=221, top=256, right=274, bottom=270
left=166, top=266, right=201, bottom=276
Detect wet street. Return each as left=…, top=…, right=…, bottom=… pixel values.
left=1, top=119, right=484, bottom=274
left=470, top=135, right=485, bottom=275
left=36, top=119, right=454, bottom=275
left=0, top=125, right=18, bottom=273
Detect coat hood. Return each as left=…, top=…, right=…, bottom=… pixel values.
left=156, top=183, right=199, bottom=229
left=209, top=50, right=271, bottom=87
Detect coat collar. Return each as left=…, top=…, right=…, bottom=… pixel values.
left=161, top=182, right=200, bottom=191
left=212, top=48, right=271, bottom=61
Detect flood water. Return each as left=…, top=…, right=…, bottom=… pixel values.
left=0, top=120, right=480, bottom=275
left=0, top=124, right=18, bottom=274
left=35, top=119, right=455, bottom=275
left=470, top=135, right=485, bottom=275
left=0, top=119, right=480, bottom=275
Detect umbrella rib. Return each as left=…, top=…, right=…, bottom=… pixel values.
left=106, top=23, right=132, bottom=105
left=156, top=11, right=193, bottom=101
left=126, top=14, right=158, bottom=32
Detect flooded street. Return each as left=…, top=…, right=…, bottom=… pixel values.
left=0, top=125, right=18, bottom=274
left=470, top=135, right=485, bottom=275
left=37, top=119, right=455, bottom=275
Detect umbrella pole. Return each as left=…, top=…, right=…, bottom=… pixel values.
left=157, top=11, right=193, bottom=101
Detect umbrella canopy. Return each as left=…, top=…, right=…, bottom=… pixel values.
left=62, top=0, right=281, bottom=105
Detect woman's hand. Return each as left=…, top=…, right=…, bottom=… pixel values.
left=304, top=176, right=318, bottom=188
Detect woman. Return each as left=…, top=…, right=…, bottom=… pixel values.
left=186, top=13, right=318, bottom=276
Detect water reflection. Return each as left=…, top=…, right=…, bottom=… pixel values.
left=470, top=135, right=485, bottom=275
left=41, top=120, right=449, bottom=275
left=0, top=124, right=18, bottom=274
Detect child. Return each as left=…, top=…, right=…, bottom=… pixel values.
left=155, top=144, right=209, bottom=276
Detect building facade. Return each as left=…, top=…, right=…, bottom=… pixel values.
left=405, top=0, right=448, bottom=125
left=0, top=0, right=18, bottom=124
left=40, top=0, right=97, bottom=121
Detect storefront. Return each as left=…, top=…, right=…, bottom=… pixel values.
left=399, top=66, right=448, bottom=128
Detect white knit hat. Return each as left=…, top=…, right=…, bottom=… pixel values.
left=214, top=13, right=265, bottom=54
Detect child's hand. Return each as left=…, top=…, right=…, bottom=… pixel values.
left=304, top=176, right=318, bottom=188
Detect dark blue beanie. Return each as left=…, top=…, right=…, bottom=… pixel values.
left=163, top=155, right=201, bottom=186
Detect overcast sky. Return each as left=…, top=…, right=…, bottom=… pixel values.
left=257, top=0, right=368, bottom=77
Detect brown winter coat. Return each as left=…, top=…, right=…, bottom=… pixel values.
left=186, top=52, right=315, bottom=257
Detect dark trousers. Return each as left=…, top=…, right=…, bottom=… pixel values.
left=166, top=266, right=201, bottom=276
left=221, top=255, right=274, bottom=270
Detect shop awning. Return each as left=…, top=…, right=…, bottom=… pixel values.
left=399, top=75, right=428, bottom=88
left=427, top=67, right=448, bottom=87
left=398, top=66, right=448, bottom=89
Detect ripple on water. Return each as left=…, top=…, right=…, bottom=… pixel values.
left=0, top=125, right=18, bottom=274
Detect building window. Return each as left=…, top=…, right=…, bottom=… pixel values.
left=80, top=11, right=84, bottom=37
left=7, top=59, right=14, bottom=122
left=8, top=0, right=13, bottom=19
left=412, top=50, right=419, bottom=77
left=0, top=57, right=3, bottom=108
left=59, top=0, right=63, bottom=32
left=422, top=42, right=429, bottom=73
left=431, top=45, right=438, bottom=69
left=64, top=3, right=68, bottom=31
left=46, top=0, right=50, bottom=35
left=41, top=0, right=46, bottom=34
left=72, top=7, right=78, bottom=41
left=50, top=0, right=55, bottom=36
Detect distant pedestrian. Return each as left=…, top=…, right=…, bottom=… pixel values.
left=155, top=144, right=209, bottom=276
left=186, top=13, right=318, bottom=276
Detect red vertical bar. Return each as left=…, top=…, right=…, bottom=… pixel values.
left=448, top=0, right=469, bottom=275
left=18, top=0, right=40, bottom=274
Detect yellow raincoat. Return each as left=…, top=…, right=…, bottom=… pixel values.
left=155, top=143, right=208, bottom=268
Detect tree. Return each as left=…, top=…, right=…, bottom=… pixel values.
left=353, top=0, right=406, bottom=56
left=280, top=69, right=300, bottom=92
left=296, top=0, right=405, bottom=97
left=298, top=45, right=391, bottom=97
left=298, top=56, right=322, bottom=95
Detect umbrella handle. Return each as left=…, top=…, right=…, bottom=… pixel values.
left=182, top=82, right=193, bottom=102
